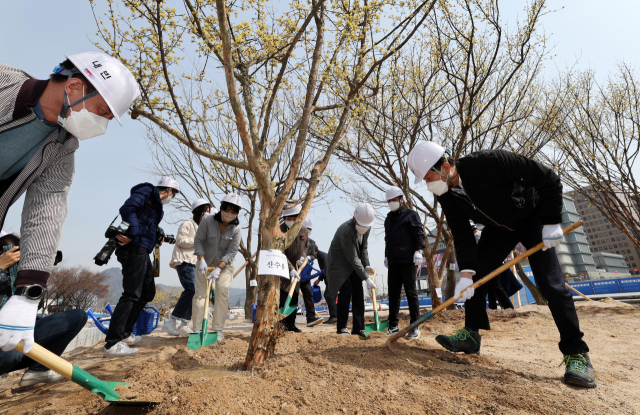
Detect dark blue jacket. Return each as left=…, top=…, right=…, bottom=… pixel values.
left=316, top=250, right=327, bottom=282
left=116, top=183, right=164, bottom=254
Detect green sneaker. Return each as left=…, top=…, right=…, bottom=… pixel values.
left=435, top=327, right=481, bottom=354
left=561, top=353, right=596, bottom=388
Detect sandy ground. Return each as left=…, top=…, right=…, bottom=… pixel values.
left=1, top=302, right=639, bottom=415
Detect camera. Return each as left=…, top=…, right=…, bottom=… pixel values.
left=156, top=227, right=176, bottom=245
left=93, top=221, right=130, bottom=266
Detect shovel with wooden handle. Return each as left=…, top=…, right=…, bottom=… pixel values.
left=364, top=270, right=389, bottom=335
left=279, top=258, right=308, bottom=318
left=14, top=341, right=158, bottom=406
left=187, top=278, right=217, bottom=350
left=386, top=221, right=583, bottom=351
left=203, top=251, right=259, bottom=306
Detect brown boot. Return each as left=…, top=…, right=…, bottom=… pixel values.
left=323, top=317, right=338, bottom=325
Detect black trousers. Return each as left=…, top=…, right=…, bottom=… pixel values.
left=487, top=276, right=514, bottom=310
left=387, top=262, right=420, bottom=327
left=299, top=279, right=317, bottom=323
left=465, top=219, right=588, bottom=355
left=323, top=279, right=337, bottom=318
left=105, top=249, right=156, bottom=347
left=280, top=284, right=299, bottom=327
left=337, top=272, right=365, bottom=332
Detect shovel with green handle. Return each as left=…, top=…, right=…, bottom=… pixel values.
left=279, top=258, right=308, bottom=318
left=386, top=220, right=583, bottom=351
left=187, top=278, right=217, bottom=350
left=364, top=270, right=389, bottom=336
left=14, top=341, right=158, bottom=406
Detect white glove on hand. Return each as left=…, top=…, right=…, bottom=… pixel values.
left=197, top=259, right=208, bottom=274
left=366, top=278, right=377, bottom=290
left=542, top=224, right=563, bottom=251
left=365, top=266, right=374, bottom=275
left=290, top=269, right=299, bottom=281
left=207, top=267, right=221, bottom=280
left=296, top=256, right=306, bottom=266
left=454, top=278, right=475, bottom=302
left=384, top=257, right=388, bottom=268
left=0, top=295, right=39, bottom=353
left=413, top=251, right=423, bottom=266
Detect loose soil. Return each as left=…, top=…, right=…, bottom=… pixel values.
left=1, top=302, right=639, bottom=414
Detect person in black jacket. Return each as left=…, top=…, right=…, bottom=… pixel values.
left=407, top=142, right=595, bottom=389
left=383, top=186, right=425, bottom=339
left=313, top=247, right=337, bottom=323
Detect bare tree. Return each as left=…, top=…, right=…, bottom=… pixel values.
left=46, top=266, right=109, bottom=313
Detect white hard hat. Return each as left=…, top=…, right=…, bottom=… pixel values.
left=407, top=142, right=447, bottom=185
left=304, top=217, right=313, bottom=230
left=222, top=193, right=242, bottom=208
left=66, top=52, right=141, bottom=125
left=157, top=176, right=180, bottom=193
left=191, top=198, right=211, bottom=212
left=385, top=186, right=404, bottom=201
left=282, top=201, right=302, bottom=217
left=353, top=202, right=375, bottom=227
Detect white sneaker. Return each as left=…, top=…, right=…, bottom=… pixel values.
left=122, top=334, right=142, bottom=345
left=103, top=341, right=139, bottom=357
left=216, top=331, right=225, bottom=341
left=162, top=322, right=180, bottom=336
left=19, top=369, right=64, bottom=387
left=178, top=325, right=193, bottom=336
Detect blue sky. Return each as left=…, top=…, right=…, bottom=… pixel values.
left=1, top=0, right=639, bottom=291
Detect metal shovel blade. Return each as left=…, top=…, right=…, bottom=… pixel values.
left=278, top=296, right=297, bottom=317
left=364, top=310, right=389, bottom=335
left=187, top=316, right=218, bottom=350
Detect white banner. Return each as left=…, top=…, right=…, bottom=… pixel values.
left=257, top=250, right=289, bottom=278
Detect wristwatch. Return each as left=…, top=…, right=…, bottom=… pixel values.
left=14, top=284, right=47, bottom=300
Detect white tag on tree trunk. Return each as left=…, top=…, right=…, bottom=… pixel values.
left=449, top=263, right=456, bottom=270
left=436, top=288, right=442, bottom=297
left=257, top=250, right=288, bottom=278
left=250, top=279, right=258, bottom=287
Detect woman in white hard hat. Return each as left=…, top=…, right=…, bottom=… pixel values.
left=164, top=198, right=216, bottom=336
left=383, top=186, right=425, bottom=339
left=0, top=52, right=140, bottom=356
left=325, top=203, right=377, bottom=338
left=193, top=194, right=243, bottom=341
left=407, top=142, right=595, bottom=388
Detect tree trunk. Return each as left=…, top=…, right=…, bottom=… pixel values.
left=244, top=230, right=285, bottom=370
left=514, top=262, right=547, bottom=305
left=244, top=262, right=258, bottom=317
left=444, top=250, right=457, bottom=310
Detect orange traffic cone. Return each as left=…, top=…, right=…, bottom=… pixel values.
left=378, top=303, right=382, bottom=312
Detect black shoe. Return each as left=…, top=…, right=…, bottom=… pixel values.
left=337, top=328, right=350, bottom=335
left=306, top=317, right=324, bottom=327
left=386, top=326, right=399, bottom=336
left=435, top=327, right=481, bottom=354
left=561, top=353, right=596, bottom=388
left=287, top=324, right=302, bottom=333
left=324, top=317, right=338, bottom=325
left=353, top=330, right=367, bottom=339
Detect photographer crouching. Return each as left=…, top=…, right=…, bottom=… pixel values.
left=102, top=177, right=179, bottom=357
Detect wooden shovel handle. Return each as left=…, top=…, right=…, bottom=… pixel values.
left=15, top=341, right=74, bottom=379
left=388, top=221, right=584, bottom=345
left=287, top=258, right=308, bottom=298
left=370, top=270, right=378, bottom=311
left=565, top=283, right=593, bottom=301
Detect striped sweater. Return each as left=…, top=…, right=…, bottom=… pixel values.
left=0, top=62, right=78, bottom=287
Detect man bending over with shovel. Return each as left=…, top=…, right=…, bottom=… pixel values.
left=407, top=142, right=596, bottom=388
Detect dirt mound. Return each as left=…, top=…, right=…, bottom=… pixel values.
left=168, top=337, right=249, bottom=369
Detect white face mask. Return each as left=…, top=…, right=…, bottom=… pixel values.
left=61, top=87, right=109, bottom=140
left=285, top=220, right=295, bottom=229
left=388, top=201, right=400, bottom=211
left=162, top=195, right=173, bottom=205
left=221, top=211, right=238, bottom=223
left=355, top=224, right=370, bottom=235
left=307, top=229, right=312, bottom=236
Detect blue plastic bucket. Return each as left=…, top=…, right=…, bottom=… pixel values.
left=312, top=285, right=322, bottom=303
left=251, top=303, right=257, bottom=323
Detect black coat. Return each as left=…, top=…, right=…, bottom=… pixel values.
left=316, top=250, right=327, bottom=282
left=439, top=149, right=562, bottom=272
left=384, top=206, right=425, bottom=265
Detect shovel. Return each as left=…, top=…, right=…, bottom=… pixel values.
left=386, top=221, right=583, bottom=351
left=203, top=251, right=258, bottom=307
left=15, top=341, right=157, bottom=406
left=187, top=278, right=217, bottom=350
left=364, top=270, right=389, bottom=336
left=279, top=258, right=308, bottom=318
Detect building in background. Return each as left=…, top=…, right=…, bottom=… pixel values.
left=592, top=252, right=629, bottom=274
left=567, top=189, right=640, bottom=275
left=558, top=195, right=597, bottom=278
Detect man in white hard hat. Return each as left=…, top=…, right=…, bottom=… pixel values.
left=326, top=203, right=377, bottom=338
left=407, top=142, right=595, bottom=388
left=103, top=176, right=180, bottom=356
left=383, top=186, right=425, bottom=339
left=0, top=52, right=140, bottom=356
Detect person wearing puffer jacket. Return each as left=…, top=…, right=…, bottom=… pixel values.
left=163, top=199, right=215, bottom=336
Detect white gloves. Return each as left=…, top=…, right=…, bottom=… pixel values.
left=197, top=259, right=208, bottom=274
left=384, top=257, right=388, bottom=268
left=365, top=266, right=374, bottom=275
left=542, top=224, right=563, bottom=251
left=366, top=278, right=377, bottom=290
left=290, top=269, right=299, bottom=281
left=296, top=256, right=307, bottom=266
left=413, top=251, right=423, bottom=266
left=207, top=267, right=221, bottom=280
left=0, top=295, right=39, bottom=353
left=454, top=278, right=475, bottom=302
